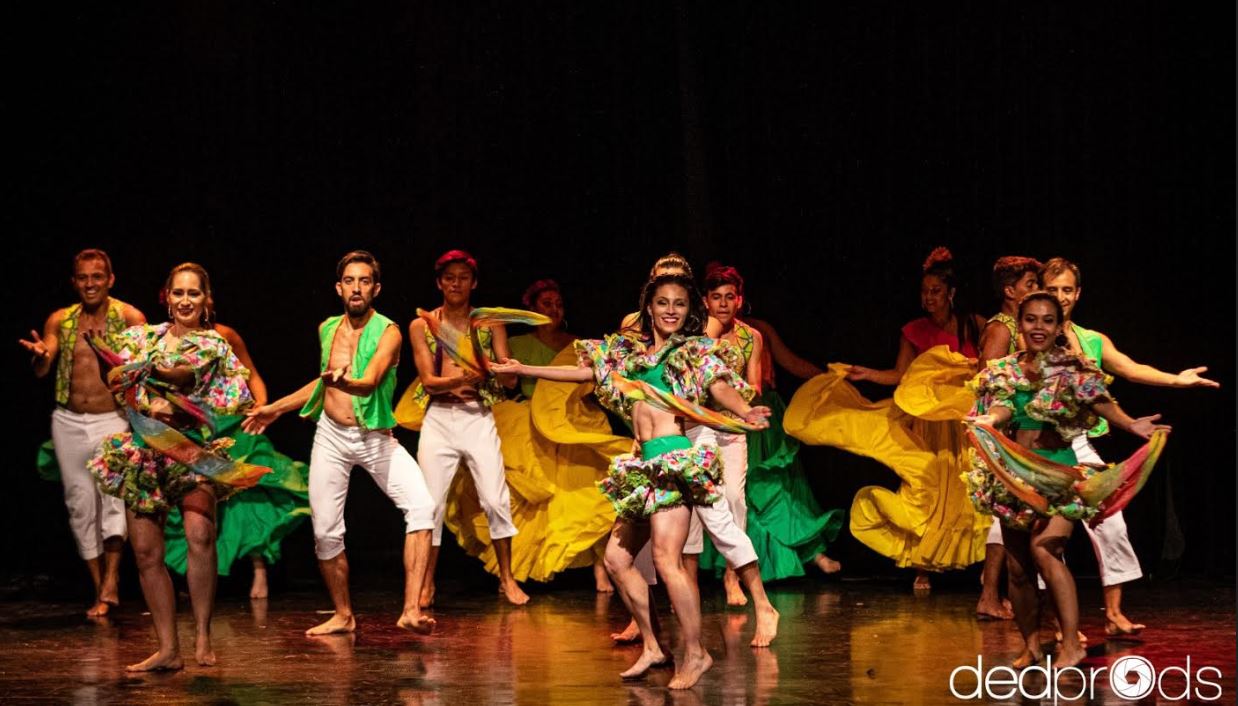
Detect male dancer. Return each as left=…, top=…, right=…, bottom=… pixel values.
left=1040, top=257, right=1218, bottom=635
left=974, top=256, right=1041, bottom=620
left=20, top=249, right=145, bottom=617
left=409, top=249, right=529, bottom=606
left=243, top=250, right=437, bottom=636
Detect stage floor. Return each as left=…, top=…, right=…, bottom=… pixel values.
left=1, top=578, right=1232, bottom=705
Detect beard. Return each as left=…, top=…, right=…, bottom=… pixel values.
left=346, top=297, right=369, bottom=316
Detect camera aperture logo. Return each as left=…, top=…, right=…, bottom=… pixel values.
left=949, top=654, right=1224, bottom=702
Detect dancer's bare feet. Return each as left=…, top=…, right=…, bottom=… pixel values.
left=306, top=612, right=356, bottom=636
left=620, top=647, right=671, bottom=680
left=1012, top=648, right=1044, bottom=670
left=594, top=561, right=615, bottom=593
left=249, top=562, right=269, bottom=599
left=723, top=569, right=748, bottom=607
left=195, top=633, right=217, bottom=667
left=1104, top=613, right=1145, bottom=637
left=126, top=650, right=184, bottom=672
left=813, top=553, right=842, bottom=575
left=1055, top=642, right=1087, bottom=669
left=668, top=650, right=713, bottom=690
left=975, top=596, right=1014, bottom=620
left=913, top=571, right=931, bottom=592
left=396, top=609, right=436, bottom=636
left=610, top=618, right=641, bottom=644
left=500, top=578, right=530, bottom=606
left=419, top=582, right=435, bottom=609
left=86, top=599, right=116, bottom=618
left=751, top=604, right=780, bottom=648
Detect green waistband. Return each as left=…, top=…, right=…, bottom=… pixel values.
left=1033, top=447, right=1077, bottom=466
left=640, top=435, right=692, bottom=459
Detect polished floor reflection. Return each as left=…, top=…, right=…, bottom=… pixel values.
left=0, top=578, right=1232, bottom=704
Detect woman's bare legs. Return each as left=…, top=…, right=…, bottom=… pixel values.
left=604, top=519, right=667, bottom=679
left=1031, top=516, right=1085, bottom=668
left=182, top=485, right=219, bottom=666
left=1000, top=525, right=1044, bottom=669
left=126, top=510, right=183, bottom=672
left=651, top=507, right=712, bottom=690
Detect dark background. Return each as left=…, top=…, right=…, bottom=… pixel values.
left=7, top=3, right=1234, bottom=599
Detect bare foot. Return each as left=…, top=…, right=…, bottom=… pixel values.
left=620, top=647, right=671, bottom=680
left=86, top=600, right=114, bottom=618
left=396, top=609, right=436, bottom=636
left=1054, top=642, right=1087, bottom=669
left=1104, top=613, right=1145, bottom=637
left=611, top=618, right=641, bottom=644
left=668, top=650, right=713, bottom=689
left=975, top=597, right=1014, bottom=620
left=500, top=579, right=530, bottom=606
left=1012, top=648, right=1044, bottom=670
left=813, top=553, right=842, bottom=574
left=723, top=570, right=748, bottom=607
left=594, top=562, right=615, bottom=593
left=1053, top=630, right=1088, bottom=644
left=913, top=571, right=931, bottom=592
left=126, top=650, right=184, bottom=672
left=306, top=612, right=356, bottom=636
left=751, top=604, right=780, bottom=648
left=249, top=567, right=269, bottom=600
left=419, top=583, right=435, bottom=609
left=195, top=633, right=217, bottom=667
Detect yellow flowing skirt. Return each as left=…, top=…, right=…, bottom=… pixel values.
left=395, top=347, right=627, bottom=581
left=784, top=346, right=989, bottom=571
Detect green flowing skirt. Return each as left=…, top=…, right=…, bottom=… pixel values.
left=700, top=390, right=845, bottom=581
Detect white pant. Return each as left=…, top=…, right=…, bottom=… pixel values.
left=633, top=425, right=759, bottom=583
left=685, top=430, right=748, bottom=554
left=986, top=436, right=1143, bottom=588
left=51, top=408, right=129, bottom=559
left=308, top=415, right=435, bottom=560
left=417, top=400, right=518, bottom=547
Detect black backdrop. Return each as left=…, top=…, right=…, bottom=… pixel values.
left=8, top=3, right=1234, bottom=595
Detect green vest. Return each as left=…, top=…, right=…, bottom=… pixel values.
left=988, top=312, right=1019, bottom=355
left=55, top=298, right=129, bottom=406
left=299, top=312, right=398, bottom=430
left=1071, top=322, right=1108, bottom=437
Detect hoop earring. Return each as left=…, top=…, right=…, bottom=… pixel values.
left=167, top=304, right=174, bottom=321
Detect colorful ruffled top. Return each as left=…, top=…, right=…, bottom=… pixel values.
left=969, top=349, right=1112, bottom=442
left=574, top=333, right=753, bottom=423
left=110, top=323, right=253, bottom=419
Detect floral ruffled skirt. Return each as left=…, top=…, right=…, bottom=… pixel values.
left=600, top=435, right=722, bottom=520
left=90, top=431, right=242, bottom=515
left=963, top=444, right=1097, bottom=532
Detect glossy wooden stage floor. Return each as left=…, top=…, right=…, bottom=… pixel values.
left=1, top=578, right=1233, bottom=705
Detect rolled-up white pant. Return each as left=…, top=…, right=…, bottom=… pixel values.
left=51, top=408, right=129, bottom=559
left=632, top=425, right=758, bottom=583
left=309, top=415, right=435, bottom=560
left=685, top=429, right=748, bottom=554
left=1073, top=436, right=1143, bottom=586
left=418, top=400, right=518, bottom=547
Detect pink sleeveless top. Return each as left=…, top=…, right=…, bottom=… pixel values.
left=901, top=317, right=978, bottom=357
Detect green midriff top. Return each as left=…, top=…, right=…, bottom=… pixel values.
left=632, top=359, right=671, bottom=393
left=641, top=435, right=692, bottom=459
left=1010, top=389, right=1043, bottom=431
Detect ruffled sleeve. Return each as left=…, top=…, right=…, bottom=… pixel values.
left=573, top=334, right=634, bottom=419
left=112, top=324, right=154, bottom=365
left=170, top=330, right=254, bottom=415
left=1024, top=350, right=1113, bottom=440
left=665, top=336, right=754, bottom=406
left=968, top=355, right=1020, bottom=415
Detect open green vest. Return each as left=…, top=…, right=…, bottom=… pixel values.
left=299, top=312, right=397, bottom=430
left=1071, top=322, right=1108, bottom=437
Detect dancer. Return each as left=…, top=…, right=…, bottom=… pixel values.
left=965, top=291, right=1170, bottom=668
left=493, top=272, right=771, bottom=689
left=795, top=247, right=988, bottom=590
left=1041, top=257, right=1217, bottom=636
left=242, top=250, right=437, bottom=636
left=975, top=256, right=1042, bottom=620
left=619, top=252, right=722, bottom=337
left=408, top=249, right=529, bottom=606
left=436, top=278, right=618, bottom=592
left=21, top=249, right=145, bottom=617
left=89, top=262, right=263, bottom=671
left=695, top=264, right=844, bottom=588
left=164, top=322, right=309, bottom=599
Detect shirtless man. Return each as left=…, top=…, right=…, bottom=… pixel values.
left=974, top=256, right=1041, bottom=621
left=20, top=249, right=145, bottom=617
left=1042, top=256, right=1218, bottom=637
left=410, top=249, right=529, bottom=607
left=243, top=250, right=437, bottom=636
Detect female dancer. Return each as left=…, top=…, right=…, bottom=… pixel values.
left=966, top=291, right=1169, bottom=668
left=163, top=322, right=309, bottom=599
left=493, top=273, right=769, bottom=689
left=89, top=263, right=262, bottom=671
left=787, top=247, right=989, bottom=590
left=695, top=264, right=844, bottom=589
